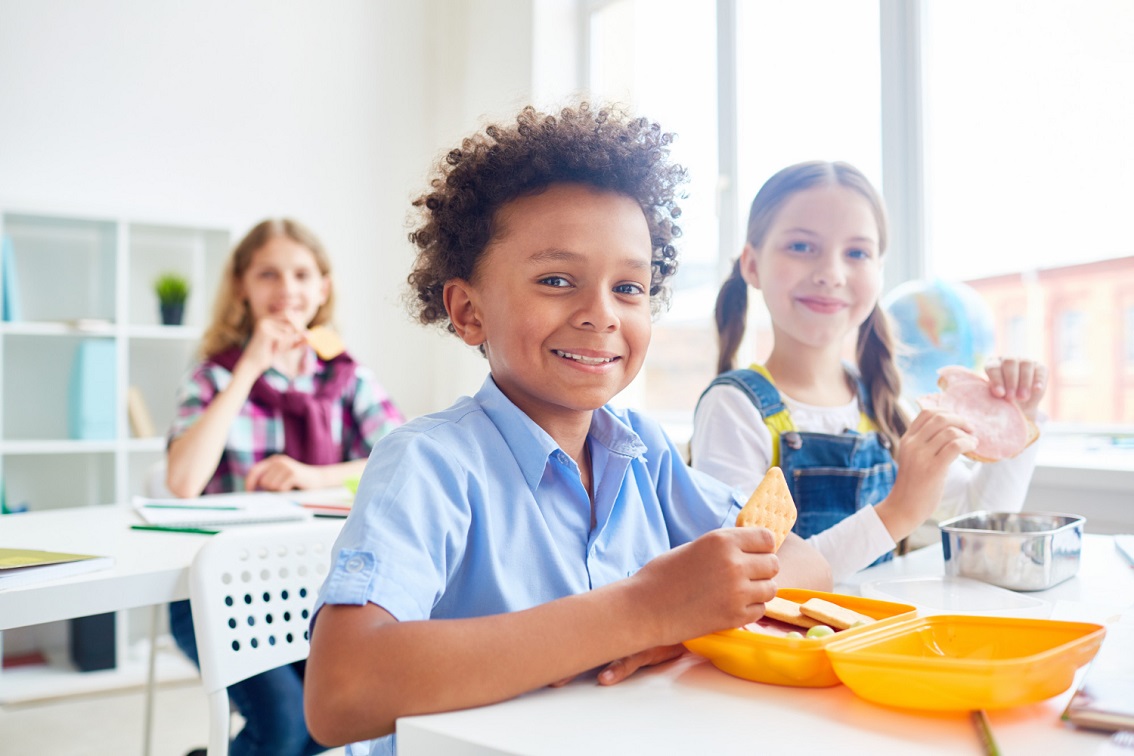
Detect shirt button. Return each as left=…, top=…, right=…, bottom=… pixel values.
left=345, top=556, right=365, bottom=573
left=556, top=452, right=569, bottom=464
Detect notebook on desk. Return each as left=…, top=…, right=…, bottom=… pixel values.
left=0, top=548, right=115, bottom=591
left=132, top=492, right=311, bottom=528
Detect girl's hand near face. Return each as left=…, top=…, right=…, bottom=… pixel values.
left=235, top=317, right=305, bottom=379
left=876, top=409, right=978, bottom=541
left=984, top=358, right=1048, bottom=420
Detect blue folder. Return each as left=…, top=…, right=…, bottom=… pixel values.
left=68, top=339, right=117, bottom=440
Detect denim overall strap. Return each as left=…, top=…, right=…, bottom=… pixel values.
left=699, top=368, right=786, bottom=418
left=697, top=368, right=796, bottom=467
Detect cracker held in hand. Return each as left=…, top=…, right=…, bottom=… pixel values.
left=735, top=466, right=797, bottom=551
left=305, top=325, right=346, bottom=360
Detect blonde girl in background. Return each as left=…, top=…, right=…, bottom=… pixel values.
left=164, top=218, right=403, bottom=756
left=690, top=161, right=1046, bottom=582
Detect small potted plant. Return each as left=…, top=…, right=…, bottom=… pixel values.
left=154, top=272, right=189, bottom=326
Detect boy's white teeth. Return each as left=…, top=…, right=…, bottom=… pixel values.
left=555, top=350, right=614, bottom=365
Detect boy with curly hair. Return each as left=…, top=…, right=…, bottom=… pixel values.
left=304, top=103, right=831, bottom=754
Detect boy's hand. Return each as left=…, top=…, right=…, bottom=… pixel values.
left=629, top=527, right=779, bottom=649
left=984, top=357, right=1047, bottom=419
left=595, top=644, right=686, bottom=686
left=246, top=454, right=321, bottom=491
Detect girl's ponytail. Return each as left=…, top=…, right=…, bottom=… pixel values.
left=856, top=304, right=908, bottom=451
left=715, top=258, right=748, bottom=374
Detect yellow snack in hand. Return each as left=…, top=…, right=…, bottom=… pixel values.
left=735, top=466, right=797, bottom=552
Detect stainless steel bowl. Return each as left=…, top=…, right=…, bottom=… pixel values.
left=938, top=511, right=1085, bottom=591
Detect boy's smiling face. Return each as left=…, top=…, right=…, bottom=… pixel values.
left=444, top=183, right=654, bottom=433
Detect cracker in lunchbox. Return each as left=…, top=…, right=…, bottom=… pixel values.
left=799, top=598, right=876, bottom=631
left=735, top=466, right=797, bottom=551
left=762, top=596, right=822, bottom=629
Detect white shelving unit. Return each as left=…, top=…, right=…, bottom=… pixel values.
left=0, top=207, right=231, bottom=701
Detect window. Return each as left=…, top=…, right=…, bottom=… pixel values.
left=1056, top=310, right=1087, bottom=366
left=585, top=0, right=1134, bottom=431
left=1126, top=307, right=1134, bottom=366
left=922, top=0, right=1134, bottom=425
left=588, top=0, right=880, bottom=431
left=1005, top=314, right=1027, bottom=358
left=587, top=0, right=719, bottom=424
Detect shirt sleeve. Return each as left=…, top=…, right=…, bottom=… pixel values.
left=316, top=427, right=471, bottom=622
left=167, top=362, right=221, bottom=444
left=805, top=507, right=897, bottom=583
left=627, top=408, right=746, bottom=543
left=690, top=383, right=774, bottom=495
left=342, top=365, right=405, bottom=460
left=934, top=417, right=1044, bottom=522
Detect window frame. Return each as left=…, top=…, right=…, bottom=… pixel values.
left=579, top=0, right=1134, bottom=481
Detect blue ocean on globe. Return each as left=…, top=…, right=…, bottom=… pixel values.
left=882, top=279, right=997, bottom=398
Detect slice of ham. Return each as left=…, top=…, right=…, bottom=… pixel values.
left=918, top=366, right=1040, bottom=462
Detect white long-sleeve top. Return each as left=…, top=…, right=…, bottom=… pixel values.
left=690, top=383, right=1041, bottom=583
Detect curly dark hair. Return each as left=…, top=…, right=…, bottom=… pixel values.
left=406, top=102, right=687, bottom=334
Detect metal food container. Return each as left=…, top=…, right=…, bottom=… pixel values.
left=938, top=512, right=1085, bottom=591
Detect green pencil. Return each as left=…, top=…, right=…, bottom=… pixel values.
left=142, top=504, right=239, bottom=510
left=130, top=524, right=220, bottom=535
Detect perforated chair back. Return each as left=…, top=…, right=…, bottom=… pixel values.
left=188, top=520, right=340, bottom=756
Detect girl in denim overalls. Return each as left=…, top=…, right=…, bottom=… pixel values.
left=691, top=161, right=1047, bottom=582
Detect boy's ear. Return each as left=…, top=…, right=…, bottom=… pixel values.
left=740, top=243, right=762, bottom=289
left=443, top=279, right=486, bottom=347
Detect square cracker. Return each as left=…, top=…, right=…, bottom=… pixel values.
left=762, top=596, right=822, bottom=628
left=735, top=466, right=797, bottom=551
left=799, top=598, right=875, bottom=631
left=305, top=326, right=346, bottom=360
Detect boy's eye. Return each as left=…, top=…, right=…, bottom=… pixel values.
left=788, top=241, right=813, bottom=254
left=614, top=282, right=646, bottom=296
left=847, top=248, right=873, bottom=260
left=538, top=275, right=571, bottom=288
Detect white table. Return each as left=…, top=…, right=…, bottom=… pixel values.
left=0, top=505, right=210, bottom=631
left=397, top=534, right=1134, bottom=755
left=0, top=498, right=347, bottom=755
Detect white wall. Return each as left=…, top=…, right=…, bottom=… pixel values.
left=0, top=0, right=573, bottom=419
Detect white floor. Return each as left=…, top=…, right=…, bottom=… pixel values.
left=0, top=678, right=348, bottom=756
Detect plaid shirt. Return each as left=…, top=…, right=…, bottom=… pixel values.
left=168, top=347, right=403, bottom=494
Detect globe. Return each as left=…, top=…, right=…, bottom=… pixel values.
left=882, top=279, right=997, bottom=399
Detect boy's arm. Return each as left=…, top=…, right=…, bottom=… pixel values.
left=304, top=527, right=780, bottom=747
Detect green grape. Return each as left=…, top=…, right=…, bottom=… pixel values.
left=806, top=624, right=835, bottom=638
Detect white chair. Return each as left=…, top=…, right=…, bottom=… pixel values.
left=188, top=520, right=341, bottom=756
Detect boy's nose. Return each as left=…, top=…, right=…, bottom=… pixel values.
left=573, top=289, right=619, bottom=331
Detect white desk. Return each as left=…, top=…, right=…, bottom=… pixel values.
left=0, top=505, right=209, bottom=631
left=397, top=534, right=1134, bottom=755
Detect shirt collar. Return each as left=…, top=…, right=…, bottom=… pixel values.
left=475, top=375, right=647, bottom=493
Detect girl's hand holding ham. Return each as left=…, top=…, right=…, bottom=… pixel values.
left=877, top=409, right=978, bottom=539
left=984, top=357, right=1047, bottom=419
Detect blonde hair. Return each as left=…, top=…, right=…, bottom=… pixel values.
left=714, top=161, right=908, bottom=450
left=199, top=218, right=335, bottom=359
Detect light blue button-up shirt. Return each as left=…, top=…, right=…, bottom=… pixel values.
left=315, top=375, right=744, bottom=755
